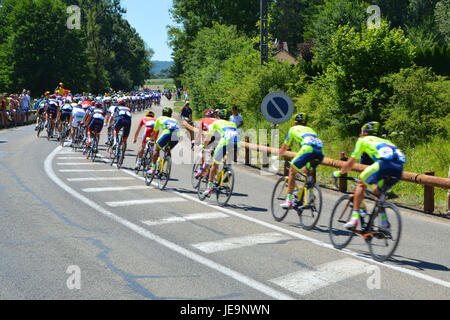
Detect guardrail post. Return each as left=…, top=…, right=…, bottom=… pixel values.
left=339, top=152, right=347, bottom=193
left=245, top=136, right=250, bottom=165
left=424, top=171, right=435, bottom=213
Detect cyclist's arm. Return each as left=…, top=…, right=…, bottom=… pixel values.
left=339, top=157, right=357, bottom=176
left=278, top=143, right=289, bottom=160
left=133, top=123, right=143, bottom=143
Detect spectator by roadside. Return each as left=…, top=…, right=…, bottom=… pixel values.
left=0, top=93, right=8, bottom=129
left=9, top=94, right=19, bottom=127
left=180, top=101, right=194, bottom=142
left=21, top=89, right=31, bottom=124
left=229, top=106, right=244, bottom=134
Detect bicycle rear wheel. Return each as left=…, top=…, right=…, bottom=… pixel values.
left=216, top=167, right=234, bottom=207
left=158, top=156, right=172, bottom=190
left=191, top=162, right=201, bottom=189
left=367, top=202, right=402, bottom=262
left=142, top=147, right=153, bottom=178
left=271, top=177, right=291, bottom=222
left=329, top=194, right=355, bottom=249
left=298, top=184, right=322, bottom=230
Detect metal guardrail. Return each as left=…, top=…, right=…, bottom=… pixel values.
left=182, top=120, right=450, bottom=214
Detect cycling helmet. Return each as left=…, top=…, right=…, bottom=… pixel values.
left=145, top=111, right=155, bottom=118
left=205, top=109, right=215, bottom=117
left=65, top=99, right=71, bottom=104
left=294, top=113, right=308, bottom=125
left=95, top=102, right=102, bottom=108
left=216, top=109, right=226, bottom=119
left=362, top=121, right=381, bottom=136
left=118, top=99, right=127, bottom=105
left=162, top=107, right=173, bottom=117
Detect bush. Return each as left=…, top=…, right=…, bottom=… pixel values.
left=381, top=66, right=450, bottom=147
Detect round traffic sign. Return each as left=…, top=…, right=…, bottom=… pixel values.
left=261, top=92, right=295, bottom=125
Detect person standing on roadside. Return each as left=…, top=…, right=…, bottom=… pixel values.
left=180, top=101, right=194, bottom=143
left=229, top=106, right=244, bottom=134
left=0, top=93, right=8, bottom=129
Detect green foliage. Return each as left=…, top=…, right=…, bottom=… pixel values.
left=435, top=0, right=450, bottom=44
left=303, top=0, right=369, bottom=63
left=0, top=0, right=152, bottom=94
left=322, top=22, right=415, bottom=136
left=414, top=44, right=450, bottom=76
left=381, top=66, right=450, bottom=147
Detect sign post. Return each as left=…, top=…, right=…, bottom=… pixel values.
left=261, top=92, right=295, bottom=171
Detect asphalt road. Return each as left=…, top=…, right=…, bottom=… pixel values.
left=0, top=97, right=449, bottom=301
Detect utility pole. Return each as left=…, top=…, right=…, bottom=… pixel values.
left=260, top=0, right=269, bottom=65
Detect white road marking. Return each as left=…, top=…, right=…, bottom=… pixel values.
left=269, top=258, right=370, bottom=296
left=192, top=233, right=291, bottom=253
left=59, top=169, right=117, bottom=173
left=57, top=162, right=102, bottom=166
left=82, top=185, right=150, bottom=193
left=57, top=157, right=86, bottom=160
left=117, top=159, right=450, bottom=290
left=68, top=177, right=134, bottom=182
left=105, top=198, right=186, bottom=207
left=45, top=147, right=294, bottom=300
left=142, top=212, right=229, bottom=226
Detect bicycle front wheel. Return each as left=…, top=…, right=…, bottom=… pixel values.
left=197, top=170, right=210, bottom=201
left=216, top=168, right=234, bottom=207
left=298, top=184, right=322, bottom=230
left=191, top=162, right=201, bottom=189
left=367, top=202, right=402, bottom=262
left=329, top=194, right=355, bottom=249
left=271, top=177, right=290, bottom=222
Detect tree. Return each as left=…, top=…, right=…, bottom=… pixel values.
left=323, top=21, right=415, bottom=136
left=435, top=0, right=450, bottom=44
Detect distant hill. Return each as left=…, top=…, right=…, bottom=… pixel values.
left=151, top=61, right=174, bottom=74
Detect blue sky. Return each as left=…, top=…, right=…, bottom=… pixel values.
left=121, top=0, right=176, bottom=62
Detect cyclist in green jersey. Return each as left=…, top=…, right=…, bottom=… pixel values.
left=200, top=109, right=240, bottom=196
left=147, top=107, right=180, bottom=176
left=278, top=113, right=324, bottom=209
left=333, top=122, right=406, bottom=229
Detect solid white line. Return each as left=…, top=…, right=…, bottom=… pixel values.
left=45, top=146, right=293, bottom=300
left=57, top=157, right=86, bottom=160
left=269, top=258, right=370, bottom=296
left=59, top=169, right=117, bottom=173
left=82, top=185, right=150, bottom=193
left=105, top=198, right=186, bottom=207
left=57, top=162, right=102, bottom=166
left=118, top=162, right=450, bottom=289
left=142, top=212, right=229, bottom=226
left=68, top=177, right=134, bottom=182
left=192, top=233, right=291, bottom=254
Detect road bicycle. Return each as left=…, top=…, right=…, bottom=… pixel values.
left=271, top=160, right=323, bottom=230
left=109, top=129, right=126, bottom=169
left=191, top=148, right=214, bottom=189
left=72, top=123, right=86, bottom=152
left=329, top=176, right=402, bottom=262
left=59, top=120, right=70, bottom=147
left=135, top=138, right=154, bottom=177
left=47, top=119, right=55, bottom=141
left=197, top=155, right=235, bottom=207
left=145, top=144, right=172, bottom=190
left=85, top=132, right=99, bottom=162
left=36, top=116, right=45, bottom=137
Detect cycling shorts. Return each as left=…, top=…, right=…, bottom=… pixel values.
left=156, top=129, right=180, bottom=150
left=212, top=138, right=240, bottom=164
left=114, top=116, right=131, bottom=139
left=46, top=106, right=58, bottom=119
left=142, top=127, right=154, bottom=143
left=60, top=111, right=71, bottom=123
left=291, top=145, right=324, bottom=173
left=89, top=118, right=104, bottom=133
left=360, top=159, right=403, bottom=190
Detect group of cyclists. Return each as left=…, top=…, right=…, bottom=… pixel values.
left=34, top=82, right=407, bottom=232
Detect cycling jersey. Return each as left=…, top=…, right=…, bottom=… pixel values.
left=154, top=116, right=180, bottom=150
left=208, top=120, right=240, bottom=164
left=351, top=136, right=406, bottom=163
left=71, top=107, right=86, bottom=128
left=139, top=117, right=156, bottom=143
left=285, top=125, right=324, bottom=172
left=201, top=117, right=216, bottom=132
left=351, top=136, right=405, bottom=189
left=284, top=126, right=323, bottom=149
left=114, top=106, right=132, bottom=119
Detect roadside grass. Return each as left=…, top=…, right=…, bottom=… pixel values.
left=145, top=78, right=176, bottom=90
